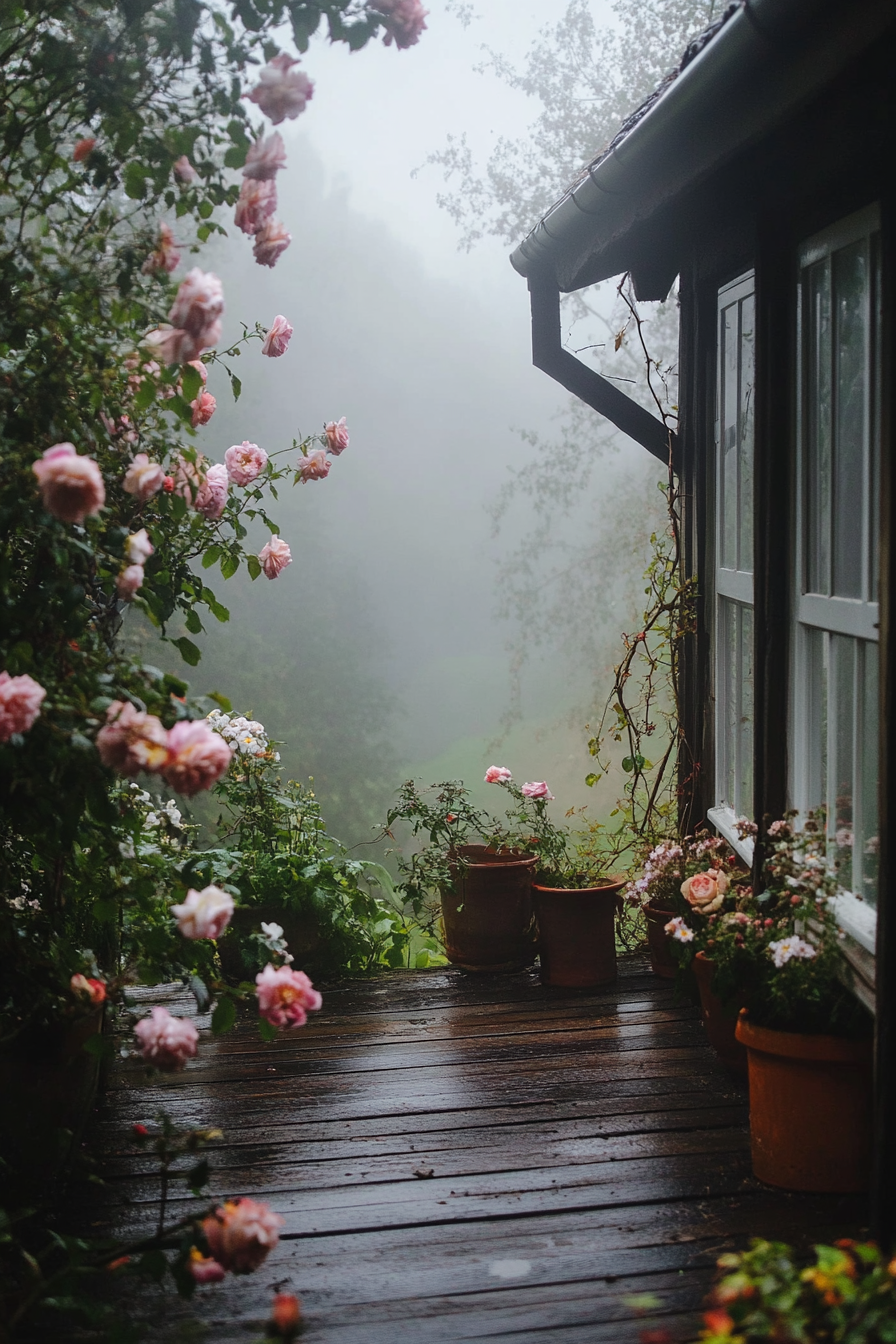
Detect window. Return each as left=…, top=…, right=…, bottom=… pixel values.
left=709, top=272, right=756, bottom=862
left=793, top=205, right=881, bottom=950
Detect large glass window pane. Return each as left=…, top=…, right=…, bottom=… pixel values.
left=832, top=241, right=868, bottom=600
left=738, top=604, right=754, bottom=816
left=720, top=597, right=737, bottom=808
left=738, top=294, right=755, bottom=573
left=805, top=261, right=831, bottom=595
left=831, top=634, right=856, bottom=887
left=860, top=645, right=879, bottom=907
left=720, top=302, right=739, bottom=570
left=805, top=626, right=828, bottom=812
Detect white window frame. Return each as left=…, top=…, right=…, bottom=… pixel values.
left=709, top=270, right=756, bottom=867
left=791, top=203, right=881, bottom=962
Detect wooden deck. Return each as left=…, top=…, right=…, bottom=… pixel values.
left=83, top=956, right=867, bottom=1342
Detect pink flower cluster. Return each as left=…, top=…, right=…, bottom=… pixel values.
left=0, top=671, right=46, bottom=742
left=117, top=529, right=154, bottom=601
left=146, top=270, right=223, bottom=365
left=246, top=54, right=313, bottom=125
left=134, top=1005, right=198, bottom=1071
left=187, top=360, right=216, bottom=427
left=201, top=1198, right=284, bottom=1274
left=96, top=702, right=233, bottom=794
left=258, top=535, right=292, bottom=580
left=255, top=963, right=322, bottom=1029
left=238, top=88, right=295, bottom=266
left=225, top=441, right=268, bottom=485
left=373, top=0, right=428, bottom=48
left=142, top=221, right=180, bottom=275
left=33, top=444, right=105, bottom=524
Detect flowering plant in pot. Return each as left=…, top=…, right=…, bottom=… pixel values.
left=686, top=812, right=873, bottom=1192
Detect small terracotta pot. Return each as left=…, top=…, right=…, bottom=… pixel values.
left=442, top=845, right=536, bottom=972
left=533, top=880, right=623, bottom=989
left=735, top=1011, right=873, bottom=1192
left=644, top=904, right=677, bottom=979
left=692, top=952, right=746, bottom=1074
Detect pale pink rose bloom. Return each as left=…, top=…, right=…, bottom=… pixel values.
left=116, top=563, right=144, bottom=600
left=680, top=868, right=729, bottom=914
left=242, top=131, right=287, bottom=181
left=484, top=766, right=512, bottom=784
left=253, top=218, right=291, bottom=268
left=73, top=136, right=96, bottom=162
left=195, top=462, right=229, bottom=520
left=70, top=973, right=106, bottom=1004
left=258, top=536, right=292, bottom=580
left=134, top=1006, right=199, bottom=1071
left=122, top=452, right=165, bottom=502
left=170, top=884, right=235, bottom=939
left=297, top=447, right=330, bottom=482
left=191, top=390, right=217, bottom=427
left=255, top=963, right=322, bottom=1029
left=521, top=780, right=554, bottom=800
left=188, top=1249, right=227, bottom=1284
left=0, top=671, right=46, bottom=742
left=144, top=324, right=205, bottom=366
left=32, top=443, right=105, bottom=524
left=96, top=700, right=169, bottom=775
left=169, top=269, right=224, bottom=346
left=225, top=441, right=268, bottom=486
left=141, top=221, right=181, bottom=275
left=162, top=719, right=233, bottom=796
left=375, top=0, right=428, bottom=49
left=126, top=529, right=154, bottom=564
left=173, top=155, right=198, bottom=184
left=324, top=417, right=349, bottom=455
left=261, top=314, right=293, bottom=358
left=246, top=54, right=314, bottom=125
left=202, top=1198, right=284, bottom=1274
left=234, top=177, right=277, bottom=236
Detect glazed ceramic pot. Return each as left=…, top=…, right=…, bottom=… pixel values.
left=442, top=845, right=537, bottom=972
left=692, top=952, right=747, bottom=1073
left=644, top=904, right=677, bottom=979
left=735, top=1011, right=872, bottom=1192
left=533, top=879, right=624, bottom=989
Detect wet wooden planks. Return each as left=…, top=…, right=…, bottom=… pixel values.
left=82, top=957, right=867, bottom=1341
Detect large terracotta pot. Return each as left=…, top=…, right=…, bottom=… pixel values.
left=644, top=904, right=677, bottom=979
left=442, top=845, right=536, bottom=972
left=533, top=879, right=623, bottom=989
left=692, top=952, right=747, bottom=1074
left=735, top=1012, right=873, bottom=1192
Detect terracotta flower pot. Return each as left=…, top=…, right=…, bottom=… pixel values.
left=735, top=1011, right=873, bottom=1192
left=533, top=879, right=623, bottom=989
left=644, top=904, right=677, bottom=979
left=692, top=952, right=747, bottom=1074
left=442, top=845, right=537, bottom=972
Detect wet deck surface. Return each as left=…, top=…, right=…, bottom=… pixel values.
left=84, top=956, right=867, bottom=1342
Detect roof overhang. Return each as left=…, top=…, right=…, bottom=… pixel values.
left=510, top=0, right=896, bottom=300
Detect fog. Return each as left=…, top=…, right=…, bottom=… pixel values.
left=164, top=0, right=658, bottom=845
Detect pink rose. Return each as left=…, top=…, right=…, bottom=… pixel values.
left=32, top=443, right=105, bottom=524
left=374, top=0, right=428, bottom=49
left=96, top=700, right=169, bottom=775
left=173, top=155, right=198, bottom=184
left=0, top=672, right=46, bottom=742
left=141, top=221, right=181, bottom=275
left=521, top=780, right=554, bottom=800
left=73, top=136, right=96, bottom=162
left=144, top=324, right=206, bottom=366
left=188, top=1249, right=227, bottom=1284
left=191, top=390, right=217, bottom=427
left=170, top=884, right=234, bottom=939
left=680, top=868, right=729, bottom=914
left=195, top=462, right=228, bottom=520
left=162, top=719, right=233, bottom=796
left=168, top=269, right=224, bottom=347
left=123, top=453, right=165, bottom=502
left=202, top=1198, right=284, bottom=1274
left=246, top=54, right=314, bottom=125
left=258, top=536, right=292, bottom=580
left=134, top=1005, right=198, bottom=1071
left=484, top=766, right=512, bottom=784
left=225, top=441, right=268, bottom=486
left=253, top=219, right=291, bottom=268
left=70, top=974, right=106, bottom=1004
left=255, top=963, right=322, bottom=1029
left=324, top=417, right=349, bottom=455
left=116, top=564, right=144, bottom=600
left=242, top=131, right=287, bottom=181
left=261, top=315, right=293, bottom=358
left=297, top=448, right=330, bottom=482
left=234, top=177, right=277, bottom=237
left=126, top=529, right=154, bottom=564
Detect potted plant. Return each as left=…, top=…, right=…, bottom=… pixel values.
left=693, top=812, right=873, bottom=1192
left=482, top=768, right=623, bottom=989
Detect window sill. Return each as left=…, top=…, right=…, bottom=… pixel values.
left=707, top=805, right=754, bottom=866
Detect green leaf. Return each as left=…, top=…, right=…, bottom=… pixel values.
left=211, top=996, right=236, bottom=1035
left=202, top=545, right=222, bottom=569
left=220, top=553, right=239, bottom=580
left=185, top=609, right=203, bottom=634
left=230, top=374, right=241, bottom=402
left=186, top=1159, right=210, bottom=1193
left=180, top=364, right=202, bottom=402
left=123, top=162, right=148, bottom=200
left=246, top=554, right=261, bottom=580
left=208, top=691, right=232, bottom=712
left=134, top=379, right=156, bottom=412
left=258, top=1017, right=278, bottom=1042
left=172, top=636, right=201, bottom=666
left=93, top=898, right=118, bottom=924
left=415, top=950, right=430, bottom=969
